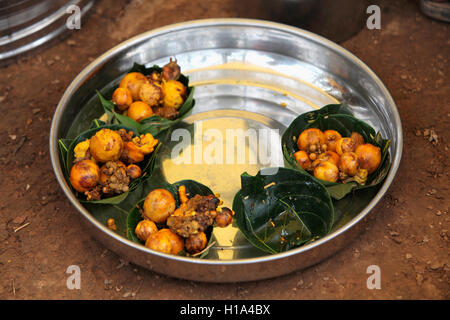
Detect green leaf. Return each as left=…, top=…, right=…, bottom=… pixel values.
left=96, top=91, right=115, bottom=123
left=281, top=103, right=391, bottom=200
left=126, top=179, right=216, bottom=258
left=96, top=62, right=195, bottom=136
left=63, top=124, right=161, bottom=205
left=232, top=167, right=334, bottom=254
left=58, top=138, right=73, bottom=180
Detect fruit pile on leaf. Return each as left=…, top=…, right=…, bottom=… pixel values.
left=112, top=58, right=186, bottom=121
left=293, top=128, right=380, bottom=185
left=282, top=104, right=391, bottom=200
left=97, top=59, right=195, bottom=137
left=128, top=182, right=233, bottom=256
left=65, top=125, right=159, bottom=202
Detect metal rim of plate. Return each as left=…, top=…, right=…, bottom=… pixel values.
left=49, top=19, right=403, bottom=282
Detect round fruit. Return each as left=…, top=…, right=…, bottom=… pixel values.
left=293, top=150, right=311, bottom=170
left=135, top=220, right=158, bottom=242
left=143, top=189, right=176, bottom=224
left=338, top=152, right=360, bottom=176
left=323, top=130, right=342, bottom=152
left=127, top=101, right=153, bottom=122
left=313, top=161, right=339, bottom=183
left=355, top=143, right=381, bottom=174
left=119, top=72, right=149, bottom=100
left=89, top=129, right=124, bottom=162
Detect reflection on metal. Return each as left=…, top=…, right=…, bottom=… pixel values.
left=0, top=0, right=95, bottom=61
left=420, top=0, right=450, bottom=22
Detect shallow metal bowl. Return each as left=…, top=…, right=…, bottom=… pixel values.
left=50, top=19, right=402, bottom=282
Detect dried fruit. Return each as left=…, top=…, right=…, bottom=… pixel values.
left=99, top=161, right=130, bottom=194
left=162, top=58, right=181, bottom=81
left=185, top=232, right=207, bottom=254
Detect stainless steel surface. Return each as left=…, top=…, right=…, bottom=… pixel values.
left=0, top=0, right=95, bottom=62
left=50, top=19, right=403, bottom=282
left=235, top=0, right=369, bottom=43
left=420, top=0, right=450, bottom=23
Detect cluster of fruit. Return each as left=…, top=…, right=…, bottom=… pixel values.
left=293, top=128, right=381, bottom=184
left=69, top=128, right=158, bottom=200
left=134, top=186, right=233, bottom=255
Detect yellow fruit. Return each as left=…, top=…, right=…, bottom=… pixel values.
left=74, top=139, right=90, bottom=159
left=126, top=164, right=142, bottom=179
left=127, top=101, right=153, bottom=122
left=158, top=229, right=184, bottom=255
left=135, top=220, right=158, bottom=242
left=355, top=143, right=381, bottom=174
left=335, top=137, right=356, bottom=155
left=215, top=208, right=233, bottom=228
left=139, top=82, right=163, bottom=107
left=89, top=129, right=124, bottom=162
left=143, top=189, right=176, bottom=224
left=297, top=128, right=325, bottom=153
left=293, top=150, right=312, bottom=170
left=111, top=87, right=133, bottom=111
left=338, top=152, right=360, bottom=176
left=145, top=230, right=172, bottom=254
left=317, top=151, right=340, bottom=166
left=323, top=130, right=342, bottom=152
left=313, top=161, right=339, bottom=183
left=69, top=159, right=100, bottom=192
left=162, top=80, right=186, bottom=109
left=119, top=72, right=149, bottom=100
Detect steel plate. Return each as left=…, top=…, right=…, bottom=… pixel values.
left=50, top=19, right=402, bottom=282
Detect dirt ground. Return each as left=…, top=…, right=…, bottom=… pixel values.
left=0, top=0, right=448, bottom=300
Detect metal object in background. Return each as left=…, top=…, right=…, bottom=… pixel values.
left=50, top=19, right=402, bottom=282
left=0, top=0, right=95, bottom=61
left=235, top=0, right=369, bottom=43
left=420, top=0, right=450, bottom=22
